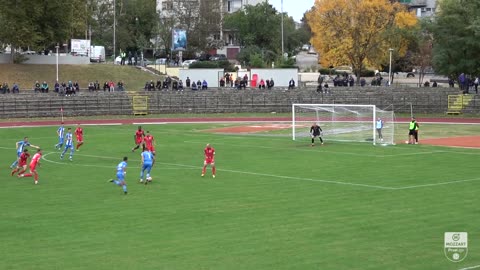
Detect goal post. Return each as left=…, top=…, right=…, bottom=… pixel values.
left=292, top=104, right=395, bottom=145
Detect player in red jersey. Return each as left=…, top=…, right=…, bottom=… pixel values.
left=201, top=143, right=216, bottom=178
left=131, top=126, right=145, bottom=152
left=143, top=131, right=156, bottom=156
left=11, top=148, right=30, bottom=176
left=18, top=148, right=42, bottom=185
left=75, top=124, right=84, bottom=150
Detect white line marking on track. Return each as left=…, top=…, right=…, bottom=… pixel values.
left=82, top=123, right=122, bottom=126
left=459, top=265, right=480, bottom=270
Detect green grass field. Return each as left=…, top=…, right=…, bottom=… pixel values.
left=1, top=122, right=480, bottom=270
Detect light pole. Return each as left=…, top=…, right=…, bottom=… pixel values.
left=55, top=44, right=59, bottom=82
left=113, top=0, right=116, bottom=64
left=388, top=48, right=393, bottom=86
left=281, top=0, right=284, bottom=59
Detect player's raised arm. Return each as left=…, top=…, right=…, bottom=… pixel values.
left=30, top=144, right=40, bottom=149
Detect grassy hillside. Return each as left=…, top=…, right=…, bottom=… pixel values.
left=0, top=64, right=161, bottom=91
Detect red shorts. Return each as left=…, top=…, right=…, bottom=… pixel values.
left=204, top=158, right=214, bottom=164
left=19, top=161, right=27, bottom=167
left=136, top=138, right=143, bottom=145
left=29, top=164, right=37, bottom=172
left=147, top=146, right=155, bottom=152
left=76, top=136, right=83, bottom=142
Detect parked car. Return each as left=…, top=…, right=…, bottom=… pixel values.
left=301, top=44, right=310, bottom=51
left=182, top=59, right=197, bottom=67
left=155, top=58, right=167, bottom=65
left=210, top=54, right=227, bottom=61
left=22, top=50, right=36, bottom=55
left=115, top=56, right=151, bottom=66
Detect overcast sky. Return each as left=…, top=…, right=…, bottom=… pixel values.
left=269, top=0, right=315, bottom=22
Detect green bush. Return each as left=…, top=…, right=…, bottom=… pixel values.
left=360, top=70, right=375, bottom=77
left=189, top=60, right=235, bottom=71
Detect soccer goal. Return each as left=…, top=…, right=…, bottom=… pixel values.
left=292, top=104, right=395, bottom=145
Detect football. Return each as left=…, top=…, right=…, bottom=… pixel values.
left=146, top=176, right=152, bottom=182
left=405, top=141, right=409, bottom=144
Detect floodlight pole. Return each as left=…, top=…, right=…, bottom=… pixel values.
left=113, top=0, right=116, bottom=64
left=55, top=44, right=59, bottom=81
left=281, top=0, right=285, bottom=58
left=388, top=48, right=393, bottom=86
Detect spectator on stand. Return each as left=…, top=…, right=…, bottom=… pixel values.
left=288, top=78, right=295, bottom=90
left=225, top=73, right=231, bottom=86
left=348, top=75, right=355, bottom=87
left=360, top=78, right=366, bottom=87
left=186, top=77, right=191, bottom=88
left=234, top=78, right=240, bottom=89
left=178, top=80, right=184, bottom=91
left=61, top=82, right=67, bottom=95
left=191, top=81, right=198, bottom=91
left=108, top=81, right=115, bottom=92
left=267, top=78, right=275, bottom=89
left=220, top=77, right=225, bottom=87
left=94, top=80, right=100, bottom=91
left=73, top=81, right=80, bottom=93
left=317, top=75, right=324, bottom=93
left=12, top=82, right=19, bottom=93
left=34, top=81, right=41, bottom=93
left=103, top=81, right=109, bottom=91
left=54, top=81, right=60, bottom=93
left=202, top=80, right=208, bottom=90
left=474, top=76, right=479, bottom=94
left=41, top=81, right=49, bottom=93
left=117, top=80, right=124, bottom=91
left=1, top=82, right=10, bottom=94
left=243, top=74, right=249, bottom=87
left=259, top=79, right=265, bottom=89
left=88, top=82, right=95, bottom=92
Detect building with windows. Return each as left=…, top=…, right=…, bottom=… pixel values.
left=397, top=0, right=437, bottom=17
left=156, top=0, right=267, bottom=59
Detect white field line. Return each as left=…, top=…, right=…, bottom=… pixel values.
left=394, top=177, right=480, bottom=190
left=459, top=265, right=480, bottom=270
left=38, top=151, right=480, bottom=191
left=0, top=141, right=480, bottom=190
left=41, top=152, right=196, bottom=170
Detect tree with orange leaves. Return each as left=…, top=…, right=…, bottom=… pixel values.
left=307, top=0, right=417, bottom=82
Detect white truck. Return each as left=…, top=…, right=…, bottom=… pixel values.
left=90, top=45, right=105, bottom=62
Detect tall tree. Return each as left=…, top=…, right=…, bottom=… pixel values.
left=429, top=0, right=480, bottom=77
left=307, top=0, right=417, bottom=80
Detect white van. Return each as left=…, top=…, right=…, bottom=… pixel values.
left=90, top=46, right=105, bottom=62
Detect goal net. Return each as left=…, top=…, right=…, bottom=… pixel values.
left=292, top=104, right=395, bottom=145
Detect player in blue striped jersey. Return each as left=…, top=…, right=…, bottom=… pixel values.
left=10, top=137, right=39, bottom=168
left=55, top=123, right=65, bottom=149
left=109, top=157, right=128, bottom=194
left=140, top=148, right=154, bottom=184
left=60, top=128, right=74, bottom=161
